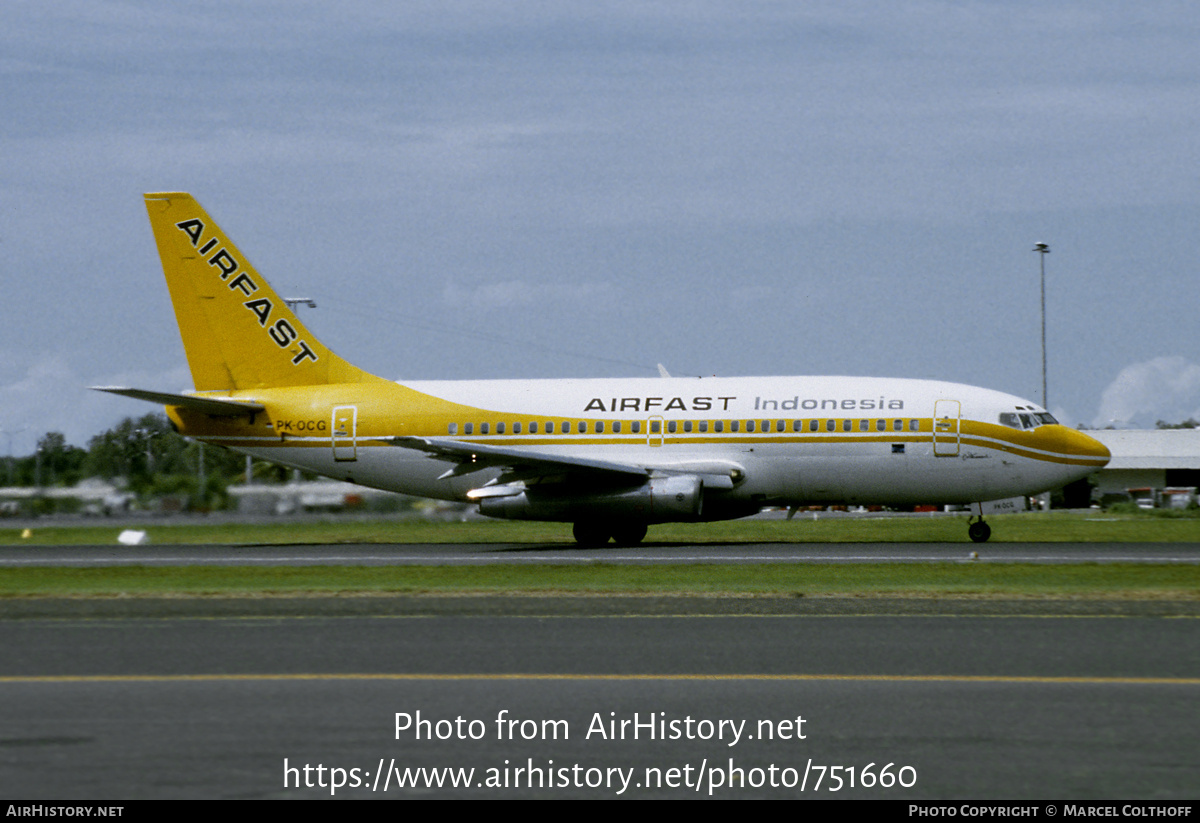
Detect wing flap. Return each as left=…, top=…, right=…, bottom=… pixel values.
left=386, top=436, right=651, bottom=483
left=385, top=437, right=743, bottom=494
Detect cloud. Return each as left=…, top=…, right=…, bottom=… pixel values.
left=1092, top=357, right=1200, bottom=428
left=0, top=354, right=191, bottom=451
left=441, top=279, right=613, bottom=311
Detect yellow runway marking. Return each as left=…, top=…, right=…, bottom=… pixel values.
left=2, top=673, right=1198, bottom=685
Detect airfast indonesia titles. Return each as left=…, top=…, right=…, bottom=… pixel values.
left=580, top=395, right=906, bottom=414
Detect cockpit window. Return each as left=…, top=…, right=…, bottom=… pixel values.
left=1000, top=410, right=1059, bottom=430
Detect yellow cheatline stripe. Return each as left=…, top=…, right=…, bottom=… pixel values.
left=2, top=673, right=1198, bottom=685
left=210, top=431, right=1104, bottom=467
left=957, top=436, right=1109, bottom=467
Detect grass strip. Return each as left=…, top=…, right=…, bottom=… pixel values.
left=3, top=511, right=1200, bottom=545
left=2, top=563, right=1198, bottom=598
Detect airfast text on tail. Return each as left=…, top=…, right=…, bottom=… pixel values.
left=144, top=192, right=385, bottom=391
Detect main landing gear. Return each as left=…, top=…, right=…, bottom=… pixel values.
left=572, top=521, right=648, bottom=547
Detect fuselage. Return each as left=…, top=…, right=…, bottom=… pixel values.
left=169, top=374, right=1110, bottom=518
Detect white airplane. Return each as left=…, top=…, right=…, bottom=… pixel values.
left=97, top=192, right=1111, bottom=545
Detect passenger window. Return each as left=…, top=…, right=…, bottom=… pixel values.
left=595, top=422, right=604, bottom=433
left=715, top=420, right=724, bottom=433
left=826, top=419, right=836, bottom=432
left=512, top=422, right=521, bottom=434
left=497, top=422, right=506, bottom=434
left=668, top=421, right=677, bottom=433
left=731, top=420, right=740, bottom=432
left=578, top=421, right=587, bottom=433
left=893, top=419, right=902, bottom=432
left=776, top=419, right=786, bottom=433
left=699, top=421, right=708, bottom=433
left=809, top=419, right=819, bottom=432
left=875, top=419, right=885, bottom=432
left=650, top=421, right=661, bottom=434
left=745, top=420, right=755, bottom=433
left=613, top=421, right=622, bottom=433
left=448, top=423, right=458, bottom=435
left=683, top=420, right=693, bottom=433
left=762, top=420, right=770, bottom=432
left=842, top=419, right=852, bottom=432
left=464, top=423, right=474, bottom=435
left=909, top=419, right=920, bottom=432
left=480, top=423, right=490, bottom=434
left=529, top=422, right=538, bottom=434
left=561, top=422, right=570, bottom=434
left=631, top=421, right=641, bottom=434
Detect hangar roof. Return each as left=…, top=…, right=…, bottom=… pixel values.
left=1087, top=429, right=1200, bottom=470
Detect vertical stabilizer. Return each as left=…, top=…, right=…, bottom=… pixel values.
left=144, top=192, right=384, bottom=391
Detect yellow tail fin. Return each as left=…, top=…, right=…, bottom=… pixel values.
left=144, top=192, right=384, bottom=391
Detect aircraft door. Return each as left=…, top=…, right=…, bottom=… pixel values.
left=332, top=405, right=358, bottom=462
left=933, top=399, right=960, bottom=457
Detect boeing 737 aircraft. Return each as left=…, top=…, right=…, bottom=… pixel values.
left=97, top=193, right=1111, bottom=544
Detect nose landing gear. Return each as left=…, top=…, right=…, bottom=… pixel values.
left=967, top=500, right=991, bottom=543
left=967, top=517, right=991, bottom=543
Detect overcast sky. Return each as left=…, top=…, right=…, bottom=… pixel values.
left=3, top=1, right=1199, bottom=451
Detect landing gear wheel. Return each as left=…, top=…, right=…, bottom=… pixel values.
left=968, top=519, right=991, bottom=543
left=572, top=522, right=611, bottom=547
left=611, top=523, right=648, bottom=546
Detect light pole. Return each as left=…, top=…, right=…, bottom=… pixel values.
left=1033, top=242, right=1050, bottom=409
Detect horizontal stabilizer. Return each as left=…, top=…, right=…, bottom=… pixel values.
left=91, top=387, right=265, bottom=416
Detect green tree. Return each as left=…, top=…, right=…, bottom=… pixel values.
left=1156, top=418, right=1200, bottom=430
left=10, top=432, right=87, bottom=486
left=86, top=413, right=253, bottom=507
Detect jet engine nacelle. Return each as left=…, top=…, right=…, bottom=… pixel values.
left=478, top=475, right=704, bottom=523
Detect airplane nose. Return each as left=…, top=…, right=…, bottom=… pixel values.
left=1053, top=426, right=1111, bottom=467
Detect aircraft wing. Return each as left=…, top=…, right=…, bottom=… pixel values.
left=91, top=387, right=265, bottom=416
left=386, top=436, right=741, bottom=495
left=386, top=436, right=651, bottom=485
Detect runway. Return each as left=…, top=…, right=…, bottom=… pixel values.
left=2, top=542, right=1198, bottom=799
left=3, top=540, right=1199, bottom=566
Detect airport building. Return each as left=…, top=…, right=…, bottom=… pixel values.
left=1087, top=428, right=1200, bottom=507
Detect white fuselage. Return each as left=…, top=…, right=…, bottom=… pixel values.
left=208, top=374, right=1110, bottom=516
